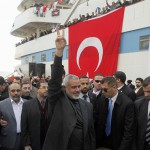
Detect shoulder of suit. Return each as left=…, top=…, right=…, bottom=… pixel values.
left=0, top=98, right=10, bottom=104
left=134, top=96, right=146, bottom=105
left=117, top=92, right=133, bottom=104
left=79, top=98, right=92, bottom=107
left=23, top=99, right=37, bottom=105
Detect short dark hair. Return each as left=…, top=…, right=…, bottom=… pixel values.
left=101, top=76, right=117, bottom=87
left=136, top=78, right=143, bottom=83
left=113, top=71, right=126, bottom=83
left=127, top=80, right=132, bottom=84
left=79, top=75, right=89, bottom=79
left=0, top=76, right=6, bottom=85
left=36, top=80, right=47, bottom=89
left=94, top=73, right=104, bottom=79
left=143, top=76, right=150, bottom=87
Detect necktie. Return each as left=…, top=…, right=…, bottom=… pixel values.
left=145, top=113, right=150, bottom=145
left=41, top=100, right=45, bottom=109
left=83, top=95, right=87, bottom=101
left=105, top=99, right=113, bottom=136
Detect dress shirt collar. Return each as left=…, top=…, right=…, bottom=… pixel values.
left=117, top=84, right=124, bottom=90
left=11, top=98, right=24, bottom=104
left=110, top=92, right=118, bottom=108
left=93, top=90, right=101, bottom=96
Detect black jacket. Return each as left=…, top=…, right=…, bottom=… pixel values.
left=43, top=56, right=95, bottom=150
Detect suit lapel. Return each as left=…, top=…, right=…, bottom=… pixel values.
left=79, top=100, right=88, bottom=138
left=5, top=99, right=16, bottom=120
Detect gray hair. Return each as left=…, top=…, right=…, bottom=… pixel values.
left=63, top=74, right=79, bottom=87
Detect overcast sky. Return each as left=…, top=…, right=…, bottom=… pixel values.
left=0, top=1, right=21, bottom=76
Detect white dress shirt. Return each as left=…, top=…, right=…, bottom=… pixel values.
left=11, top=98, right=24, bottom=133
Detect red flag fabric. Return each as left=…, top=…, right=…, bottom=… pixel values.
left=57, top=0, right=63, bottom=4
left=69, top=7, right=125, bottom=78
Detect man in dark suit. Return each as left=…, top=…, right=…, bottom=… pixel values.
left=113, top=71, right=136, bottom=101
left=92, top=74, right=104, bottom=98
left=0, top=83, right=25, bottom=150
left=134, top=76, right=150, bottom=150
left=96, top=76, right=135, bottom=150
left=21, top=81, right=48, bottom=150
left=0, top=76, right=9, bottom=101
left=79, top=75, right=97, bottom=127
left=135, top=78, right=144, bottom=98
left=43, top=29, right=95, bottom=150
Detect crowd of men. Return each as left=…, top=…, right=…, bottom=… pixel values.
left=0, top=29, right=150, bottom=150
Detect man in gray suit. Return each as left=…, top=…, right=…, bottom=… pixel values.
left=0, top=83, right=25, bottom=150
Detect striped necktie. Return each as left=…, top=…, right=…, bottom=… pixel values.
left=146, top=113, right=150, bottom=145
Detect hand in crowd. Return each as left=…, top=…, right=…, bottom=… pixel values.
left=25, top=145, right=32, bottom=150
left=55, top=28, right=66, bottom=57
left=0, top=119, right=8, bottom=127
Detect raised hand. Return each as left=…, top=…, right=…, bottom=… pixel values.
left=55, top=28, right=67, bottom=57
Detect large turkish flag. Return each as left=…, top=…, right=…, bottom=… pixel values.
left=68, top=7, right=125, bottom=78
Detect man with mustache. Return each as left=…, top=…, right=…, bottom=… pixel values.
left=43, top=29, right=95, bottom=150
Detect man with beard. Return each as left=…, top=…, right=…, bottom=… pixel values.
left=0, top=83, right=26, bottom=150
left=79, top=75, right=97, bottom=123
left=135, top=78, right=144, bottom=98
left=79, top=75, right=97, bottom=104
left=42, top=29, right=95, bottom=150
left=21, top=81, right=48, bottom=150
left=21, top=82, right=33, bottom=100
left=134, top=76, right=150, bottom=150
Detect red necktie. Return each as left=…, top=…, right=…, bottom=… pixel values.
left=41, top=100, right=45, bottom=109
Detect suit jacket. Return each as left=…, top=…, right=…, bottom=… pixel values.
left=21, top=99, right=48, bottom=150
left=0, top=86, right=9, bottom=101
left=42, top=56, right=95, bottom=150
left=135, top=87, right=144, bottom=98
left=96, top=92, right=135, bottom=150
left=134, top=97, right=149, bottom=150
left=30, top=86, right=37, bottom=99
left=119, top=84, right=136, bottom=101
left=0, top=98, right=26, bottom=149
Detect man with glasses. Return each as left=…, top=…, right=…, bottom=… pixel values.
left=90, top=74, right=104, bottom=101
left=134, top=76, right=150, bottom=150
left=21, top=81, right=49, bottom=150
left=0, top=82, right=26, bottom=150
left=96, top=76, right=135, bottom=150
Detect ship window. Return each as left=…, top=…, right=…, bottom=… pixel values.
left=52, top=52, right=55, bottom=60
left=25, top=57, right=29, bottom=64
left=139, top=35, right=150, bottom=50
left=41, top=54, right=46, bottom=62
left=32, top=56, right=36, bottom=62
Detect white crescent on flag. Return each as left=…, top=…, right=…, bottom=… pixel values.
left=76, top=37, right=103, bottom=72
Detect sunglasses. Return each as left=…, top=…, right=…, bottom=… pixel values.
left=10, top=89, right=21, bottom=93
left=95, top=80, right=101, bottom=83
